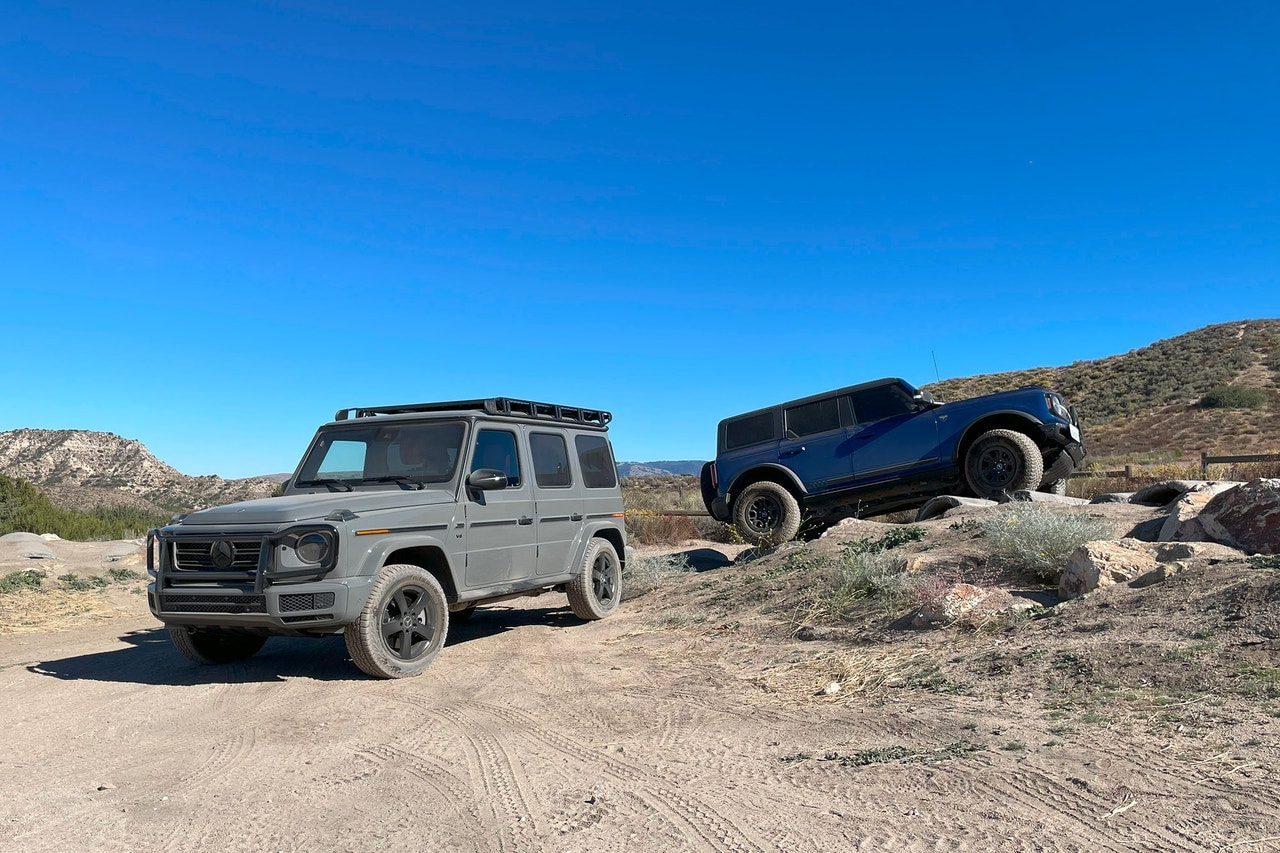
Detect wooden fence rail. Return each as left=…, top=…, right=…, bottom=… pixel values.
left=1201, top=451, right=1280, bottom=477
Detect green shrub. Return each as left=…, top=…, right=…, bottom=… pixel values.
left=981, top=504, right=1112, bottom=581
left=1199, top=384, right=1267, bottom=409
left=57, top=573, right=110, bottom=591
left=0, top=570, right=46, bottom=593
left=0, top=475, right=167, bottom=541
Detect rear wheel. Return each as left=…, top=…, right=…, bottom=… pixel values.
left=345, top=564, right=448, bottom=679
left=168, top=627, right=267, bottom=665
left=567, top=538, right=621, bottom=620
left=732, top=481, right=802, bottom=546
left=963, top=429, right=1044, bottom=499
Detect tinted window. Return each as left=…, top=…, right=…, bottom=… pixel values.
left=575, top=434, right=617, bottom=489
left=530, top=432, right=572, bottom=488
left=785, top=398, right=842, bottom=437
left=298, top=422, right=465, bottom=484
left=471, top=429, right=521, bottom=487
left=851, top=385, right=916, bottom=424
left=724, top=411, right=777, bottom=450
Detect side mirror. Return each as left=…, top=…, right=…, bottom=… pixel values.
left=467, top=469, right=509, bottom=491
left=913, top=390, right=939, bottom=408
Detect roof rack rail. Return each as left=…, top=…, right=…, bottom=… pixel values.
left=334, top=397, right=612, bottom=427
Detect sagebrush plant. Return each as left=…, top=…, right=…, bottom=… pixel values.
left=981, top=504, right=1112, bottom=581
left=0, top=569, right=46, bottom=593
left=792, top=545, right=914, bottom=623
left=622, top=552, right=694, bottom=601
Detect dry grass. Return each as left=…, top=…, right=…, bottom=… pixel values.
left=0, top=589, right=129, bottom=633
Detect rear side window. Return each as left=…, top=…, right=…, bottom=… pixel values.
left=530, top=432, right=572, bottom=488
left=785, top=397, right=843, bottom=437
left=723, top=411, right=777, bottom=450
left=575, top=434, right=617, bottom=489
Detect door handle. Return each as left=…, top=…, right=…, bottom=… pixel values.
left=518, top=516, right=533, bottom=526
left=780, top=447, right=806, bottom=458
left=570, top=513, right=583, bottom=521
left=853, top=432, right=876, bottom=440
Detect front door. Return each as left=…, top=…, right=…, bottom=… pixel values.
left=464, top=428, right=537, bottom=589
left=847, top=384, right=942, bottom=484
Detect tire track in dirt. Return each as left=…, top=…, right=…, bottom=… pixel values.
left=471, top=701, right=768, bottom=853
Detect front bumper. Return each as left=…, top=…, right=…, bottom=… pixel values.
left=148, top=576, right=374, bottom=630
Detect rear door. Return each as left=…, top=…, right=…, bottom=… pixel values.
left=528, top=429, right=582, bottom=577
left=778, top=395, right=854, bottom=493
left=847, top=383, right=942, bottom=484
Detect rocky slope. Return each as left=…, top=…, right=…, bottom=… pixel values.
left=0, top=429, right=276, bottom=513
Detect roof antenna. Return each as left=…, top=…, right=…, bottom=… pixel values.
left=931, top=350, right=941, bottom=383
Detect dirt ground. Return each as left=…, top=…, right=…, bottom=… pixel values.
left=2, top=513, right=1280, bottom=853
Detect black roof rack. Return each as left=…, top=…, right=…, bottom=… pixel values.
left=333, top=398, right=612, bottom=428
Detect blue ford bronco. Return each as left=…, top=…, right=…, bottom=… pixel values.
left=700, top=378, right=1086, bottom=544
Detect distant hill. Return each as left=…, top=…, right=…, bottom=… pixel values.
left=617, top=460, right=707, bottom=478
left=922, top=319, right=1280, bottom=458
left=0, top=429, right=277, bottom=514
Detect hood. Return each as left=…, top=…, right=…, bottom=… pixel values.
left=938, top=386, right=1052, bottom=416
left=177, top=488, right=456, bottom=527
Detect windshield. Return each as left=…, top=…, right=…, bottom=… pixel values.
left=295, top=420, right=466, bottom=487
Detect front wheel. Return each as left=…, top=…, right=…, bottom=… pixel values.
left=732, top=481, right=802, bottom=546
left=963, top=429, right=1044, bottom=499
left=567, top=538, right=621, bottom=620
left=345, top=564, right=449, bottom=679
left=168, top=627, right=267, bottom=665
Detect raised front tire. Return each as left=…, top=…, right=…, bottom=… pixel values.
left=345, top=564, right=448, bottom=679
left=732, top=481, right=802, bottom=546
left=168, top=626, right=267, bottom=665
left=963, top=429, right=1045, bottom=499
left=567, top=538, right=621, bottom=620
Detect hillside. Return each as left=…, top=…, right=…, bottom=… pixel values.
left=0, top=429, right=276, bottom=514
left=617, top=460, right=705, bottom=477
left=923, top=319, right=1280, bottom=458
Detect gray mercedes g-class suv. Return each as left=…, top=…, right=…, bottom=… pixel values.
left=147, top=398, right=627, bottom=678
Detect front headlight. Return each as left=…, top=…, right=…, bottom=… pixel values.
left=295, top=531, right=332, bottom=564
left=1045, top=393, right=1071, bottom=422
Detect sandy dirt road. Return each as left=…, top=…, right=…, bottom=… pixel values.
left=2, top=547, right=1279, bottom=852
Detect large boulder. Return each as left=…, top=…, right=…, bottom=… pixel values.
left=911, top=583, right=1018, bottom=627
left=1130, top=480, right=1241, bottom=507
left=1195, top=479, right=1280, bottom=555
left=1157, top=489, right=1218, bottom=543
left=914, top=496, right=998, bottom=521
left=1059, top=539, right=1158, bottom=600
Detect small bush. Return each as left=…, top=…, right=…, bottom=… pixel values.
left=982, top=504, right=1112, bottom=580
left=799, top=548, right=913, bottom=621
left=106, top=567, right=144, bottom=583
left=57, top=573, right=110, bottom=592
left=1, top=569, right=46, bottom=593
left=622, top=553, right=694, bottom=601
left=844, top=526, right=926, bottom=555
left=1200, top=384, right=1266, bottom=410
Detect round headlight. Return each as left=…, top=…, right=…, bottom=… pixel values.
left=296, top=532, right=331, bottom=564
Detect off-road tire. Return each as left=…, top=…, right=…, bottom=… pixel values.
left=567, top=538, right=621, bottom=620
left=1044, top=479, right=1068, bottom=495
left=345, top=564, right=449, bottom=679
left=168, top=626, right=267, bottom=665
left=732, top=481, right=802, bottom=546
left=964, top=429, right=1044, bottom=499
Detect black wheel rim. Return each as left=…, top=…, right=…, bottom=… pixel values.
left=591, top=551, right=617, bottom=605
left=745, top=494, right=781, bottom=533
left=379, top=584, right=436, bottom=660
left=976, top=443, right=1021, bottom=490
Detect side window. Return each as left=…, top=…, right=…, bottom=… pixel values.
left=575, top=434, right=617, bottom=489
left=850, top=385, right=916, bottom=425
left=785, top=397, right=842, bottom=437
left=471, top=429, right=521, bottom=487
left=723, top=411, right=777, bottom=450
left=530, top=432, right=572, bottom=488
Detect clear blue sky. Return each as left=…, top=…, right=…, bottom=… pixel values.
left=3, top=2, right=1278, bottom=478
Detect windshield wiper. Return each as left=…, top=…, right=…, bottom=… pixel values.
left=366, top=475, right=426, bottom=490
left=295, top=478, right=355, bottom=492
